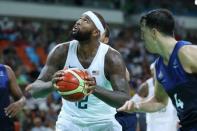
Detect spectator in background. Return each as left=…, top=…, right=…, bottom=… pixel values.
left=31, top=117, right=46, bottom=131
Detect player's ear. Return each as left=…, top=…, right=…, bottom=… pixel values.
left=151, top=28, right=157, bottom=40
left=103, top=37, right=109, bottom=44
left=92, top=29, right=100, bottom=37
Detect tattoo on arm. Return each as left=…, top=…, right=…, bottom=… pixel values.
left=30, top=43, right=69, bottom=98
left=93, top=48, right=130, bottom=108
left=38, top=43, right=69, bottom=81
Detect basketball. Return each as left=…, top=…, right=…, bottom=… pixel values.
left=55, top=68, right=90, bottom=102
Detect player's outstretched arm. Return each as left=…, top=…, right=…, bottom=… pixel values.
left=125, top=78, right=150, bottom=106
left=4, top=65, right=26, bottom=118
left=93, top=48, right=131, bottom=108
left=117, top=78, right=168, bottom=113
left=26, top=43, right=68, bottom=98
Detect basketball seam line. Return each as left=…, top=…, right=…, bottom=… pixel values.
left=58, top=69, right=88, bottom=95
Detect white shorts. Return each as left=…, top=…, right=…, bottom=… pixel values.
left=56, top=115, right=122, bottom=131
left=147, top=122, right=177, bottom=131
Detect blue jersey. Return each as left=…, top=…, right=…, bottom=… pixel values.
left=155, top=41, right=197, bottom=128
left=0, top=64, right=14, bottom=131
left=0, top=64, right=10, bottom=118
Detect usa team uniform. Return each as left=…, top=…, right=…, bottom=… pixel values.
left=56, top=40, right=122, bottom=131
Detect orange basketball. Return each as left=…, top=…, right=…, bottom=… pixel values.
left=55, top=68, right=89, bottom=102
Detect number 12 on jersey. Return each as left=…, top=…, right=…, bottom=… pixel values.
left=75, top=96, right=89, bottom=109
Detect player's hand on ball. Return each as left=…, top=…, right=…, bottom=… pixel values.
left=52, top=70, right=65, bottom=89
left=53, top=68, right=94, bottom=101
left=117, top=100, right=136, bottom=113
left=84, top=71, right=96, bottom=93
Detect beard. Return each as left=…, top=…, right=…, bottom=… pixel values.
left=71, top=30, right=92, bottom=42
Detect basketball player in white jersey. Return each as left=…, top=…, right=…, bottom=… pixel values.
left=26, top=11, right=130, bottom=131
left=131, top=63, right=178, bottom=131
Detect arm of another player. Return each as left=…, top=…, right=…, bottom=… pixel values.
left=4, top=65, right=26, bottom=118
left=91, top=48, right=131, bottom=108
left=26, top=43, right=68, bottom=98
left=137, top=80, right=149, bottom=98
left=117, top=72, right=169, bottom=113
left=122, top=81, right=149, bottom=107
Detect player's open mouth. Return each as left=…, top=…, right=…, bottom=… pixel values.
left=72, top=26, right=79, bottom=32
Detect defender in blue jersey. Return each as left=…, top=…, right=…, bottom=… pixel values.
left=118, top=9, right=197, bottom=131
left=0, top=64, right=26, bottom=131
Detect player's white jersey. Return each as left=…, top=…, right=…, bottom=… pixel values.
left=146, top=78, right=178, bottom=131
left=59, top=40, right=116, bottom=125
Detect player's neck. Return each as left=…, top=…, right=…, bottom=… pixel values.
left=78, top=39, right=100, bottom=57
left=158, top=37, right=177, bottom=65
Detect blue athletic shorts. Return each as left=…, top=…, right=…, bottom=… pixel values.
left=115, top=112, right=137, bottom=131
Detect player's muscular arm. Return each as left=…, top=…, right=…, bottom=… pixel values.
left=93, top=48, right=130, bottom=108
left=179, top=45, right=197, bottom=74
left=27, top=43, right=69, bottom=98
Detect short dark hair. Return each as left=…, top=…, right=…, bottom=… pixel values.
left=105, top=24, right=110, bottom=38
left=140, top=9, right=175, bottom=36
